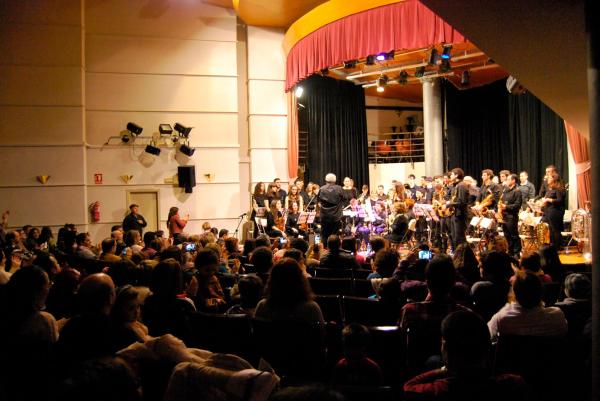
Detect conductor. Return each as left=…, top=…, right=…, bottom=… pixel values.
left=318, top=173, right=345, bottom=248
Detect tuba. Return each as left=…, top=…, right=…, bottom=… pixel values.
left=535, top=222, right=551, bottom=245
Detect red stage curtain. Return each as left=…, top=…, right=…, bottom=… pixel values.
left=564, top=121, right=591, bottom=208
left=285, top=0, right=466, bottom=91
left=287, top=91, right=299, bottom=181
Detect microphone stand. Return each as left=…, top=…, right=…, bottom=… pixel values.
left=233, top=213, right=246, bottom=240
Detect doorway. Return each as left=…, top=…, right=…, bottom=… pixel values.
left=127, top=190, right=159, bottom=232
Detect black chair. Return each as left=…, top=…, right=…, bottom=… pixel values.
left=251, top=318, right=326, bottom=379
left=313, top=267, right=353, bottom=278
left=309, top=277, right=353, bottom=296
left=342, top=296, right=397, bottom=326
left=493, top=334, right=572, bottom=400
left=352, top=278, right=376, bottom=297
left=188, top=312, right=256, bottom=363
left=315, top=294, right=344, bottom=324
left=542, top=281, right=561, bottom=306
left=333, top=385, right=398, bottom=401
left=367, top=326, right=405, bottom=384
left=352, top=269, right=372, bottom=279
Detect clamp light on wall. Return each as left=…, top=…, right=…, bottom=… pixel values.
left=174, top=123, right=193, bottom=138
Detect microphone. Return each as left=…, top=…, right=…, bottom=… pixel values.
left=238, top=212, right=247, bottom=218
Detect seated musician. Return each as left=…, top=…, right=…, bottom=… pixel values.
left=358, top=185, right=370, bottom=204
left=386, top=202, right=409, bottom=243
left=347, top=198, right=370, bottom=243
left=371, top=201, right=387, bottom=235
left=265, top=200, right=286, bottom=238
left=285, top=201, right=306, bottom=238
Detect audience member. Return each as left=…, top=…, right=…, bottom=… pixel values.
left=226, top=274, right=264, bottom=316
left=513, top=252, right=552, bottom=283
left=110, top=285, right=150, bottom=350
left=538, top=244, right=565, bottom=283
left=332, top=323, right=383, bottom=386
left=470, top=251, right=513, bottom=321
left=76, top=232, right=97, bottom=259
left=554, top=273, right=592, bottom=340
left=367, top=248, right=399, bottom=279
left=100, top=238, right=122, bottom=262
left=452, top=243, right=480, bottom=285
left=320, top=235, right=360, bottom=269
left=193, top=248, right=226, bottom=311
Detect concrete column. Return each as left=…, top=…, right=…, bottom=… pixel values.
left=422, top=78, right=444, bottom=176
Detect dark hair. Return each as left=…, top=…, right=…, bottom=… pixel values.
left=342, top=323, right=371, bottom=351
left=210, top=227, right=218, bottom=237
left=369, top=236, right=386, bottom=254
left=451, top=167, right=465, bottom=180
left=251, top=246, right=273, bottom=274
left=224, top=237, right=238, bottom=254
left=547, top=172, right=564, bottom=190
left=194, top=248, right=219, bottom=269
left=253, top=182, right=265, bottom=196
left=499, top=169, right=511, bottom=177
left=341, top=236, right=357, bottom=253
left=143, top=231, right=156, bottom=247
left=327, top=235, right=341, bottom=251
left=283, top=248, right=304, bottom=263
left=265, top=258, right=312, bottom=307
left=508, top=173, right=518, bottom=183
left=290, top=238, right=309, bottom=255
left=102, top=238, right=117, bottom=254
left=520, top=252, right=542, bottom=273
left=453, top=243, right=479, bottom=283
left=159, top=246, right=183, bottom=264
left=3, top=265, right=48, bottom=324
left=111, top=225, right=122, bottom=232
left=237, top=275, right=264, bottom=308
left=374, top=249, right=399, bottom=278
left=480, top=251, right=513, bottom=283
left=219, top=229, right=229, bottom=239
left=538, top=245, right=563, bottom=281
left=124, top=230, right=140, bottom=247
left=243, top=239, right=256, bottom=256
left=513, top=271, right=543, bottom=308
left=564, top=273, right=591, bottom=299
left=482, top=169, right=494, bottom=178
left=426, top=254, right=456, bottom=296
left=129, top=204, right=138, bottom=210
left=442, top=310, right=490, bottom=364
left=167, top=207, right=179, bottom=229
left=150, top=259, right=183, bottom=298
left=255, top=235, right=271, bottom=248
left=75, top=232, right=89, bottom=246
left=108, top=259, right=139, bottom=287
left=39, top=226, right=53, bottom=244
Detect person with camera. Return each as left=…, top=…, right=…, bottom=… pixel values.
left=167, top=206, right=189, bottom=245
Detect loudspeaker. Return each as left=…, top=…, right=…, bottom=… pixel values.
left=178, top=165, right=196, bottom=193
left=506, top=76, right=526, bottom=95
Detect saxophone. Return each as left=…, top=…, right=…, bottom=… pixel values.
left=495, top=199, right=505, bottom=224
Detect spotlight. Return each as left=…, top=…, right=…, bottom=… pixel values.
left=461, top=70, right=470, bottom=86
left=171, top=135, right=179, bottom=143
left=126, top=122, right=143, bottom=136
left=397, top=71, right=408, bottom=85
left=179, top=144, right=195, bottom=157
left=376, top=50, right=395, bottom=62
left=428, top=48, right=438, bottom=65
left=144, top=144, right=161, bottom=156
left=121, top=133, right=131, bottom=143
left=295, top=86, right=304, bottom=98
left=174, top=123, right=193, bottom=138
left=439, top=59, right=451, bottom=73
left=415, top=66, right=426, bottom=78
left=441, top=44, right=452, bottom=60
left=320, top=68, right=329, bottom=76
left=159, top=124, right=173, bottom=135
left=366, top=55, right=375, bottom=65
left=376, top=74, right=388, bottom=92
left=376, top=53, right=386, bottom=62
left=343, top=59, right=358, bottom=69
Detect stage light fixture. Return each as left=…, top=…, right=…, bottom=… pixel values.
left=439, top=59, right=451, bottom=73
left=121, top=133, right=131, bottom=143
left=174, top=123, right=193, bottom=138
left=343, top=59, right=358, bottom=69
left=415, top=66, right=426, bottom=78
left=461, top=70, right=470, bottom=86
left=366, top=55, right=375, bottom=65
left=159, top=124, right=173, bottom=135
left=376, top=74, right=388, bottom=92
left=376, top=53, right=386, bottom=62
left=126, top=122, right=143, bottom=136
left=441, top=44, right=452, bottom=60
left=179, top=144, right=195, bottom=157
left=320, top=68, right=329, bottom=76
left=397, top=71, right=408, bottom=85
left=428, top=48, right=439, bottom=65
left=295, top=86, right=304, bottom=98
left=145, top=144, right=161, bottom=156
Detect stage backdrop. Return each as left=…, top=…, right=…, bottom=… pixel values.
left=446, top=79, right=568, bottom=191
left=304, top=75, right=369, bottom=188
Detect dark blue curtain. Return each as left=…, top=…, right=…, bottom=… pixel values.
left=446, top=79, right=568, bottom=190
left=304, top=75, right=369, bottom=187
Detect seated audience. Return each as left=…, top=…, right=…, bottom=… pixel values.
left=452, top=243, right=480, bottom=285
left=470, top=251, right=513, bottom=321
left=193, top=249, right=226, bottom=312
left=512, top=252, right=552, bottom=283
left=332, top=323, right=383, bottom=386
left=554, top=273, right=592, bottom=340
left=76, top=232, right=97, bottom=259
left=226, top=274, right=264, bottom=316
left=283, top=248, right=311, bottom=277
left=251, top=246, right=274, bottom=277
left=99, top=238, right=122, bottom=262
left=319, top=235, right=360, bottom=270
left=488, top=271, right=567, bottom=340
left=367, top=248, right=399, bottom=279
left=255, top=258, right=324, bottom=325
left=404, top=310, right=529, bottom=401
left=538, top=244, right=565, bottom=283
left=110, top=285, right=149, bottom=350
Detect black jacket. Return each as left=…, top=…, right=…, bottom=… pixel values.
left=122, top=212, right=147, bottom=234
left=318, top=183, right=345, bottom=222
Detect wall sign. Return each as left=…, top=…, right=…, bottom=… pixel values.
left=94, top=173, right=103, bottom=185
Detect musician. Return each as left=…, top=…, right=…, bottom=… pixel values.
left=273, top=178, right=287, bottom=204
left=499, top=170, right=511, bottom=187
left=541, top=173, right=566, bottom=249
left=446, top=168, right=470, bottom=251
left=305, top=183, right=319, bottom=211
left=285, top=201, right=306, bottom=238
left=342, top=177, right=357, bottom=206
left=371, top=201, right=387, bottom=235
left=375, top=185, right=387, bottom=202
left=407, top=174, right=418, bottom=198
left=358, top=185, right=370, bottom=204
left=518, top=171, right=536, bottom=209
left=285, top=184, right=304, bottom=211
left=265, top=200, right=286, bottom=238
left=251, top=182, right=269, bottom=237
left=475, top=169, right=502, bottom=213
left=500, top=174, right=523, bottom=257
left=295, top=179, right=310, bottom=206
left=348, top=198, right=370, bottom=242
left=266, top=183, right=279, bottom=205
left=386, top=202, right=409, bottom=243
left=538, top=165, right=558, bottom=199
left=317, top=173, right=345, bottom=248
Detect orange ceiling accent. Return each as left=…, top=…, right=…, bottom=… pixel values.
left=233, top=0, right=327, bottom=29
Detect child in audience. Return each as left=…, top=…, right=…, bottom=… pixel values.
left=332, top=323, right=383, bottom=386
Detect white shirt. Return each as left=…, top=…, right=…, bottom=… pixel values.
left=488, top=303, right=567, bottom=340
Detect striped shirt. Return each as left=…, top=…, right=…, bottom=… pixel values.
left=488, top=303, right=567, bottom=340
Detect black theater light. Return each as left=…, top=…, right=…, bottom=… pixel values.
left=428, top=48, right=438, bottom=65
left=121, top=133, right=131, bottom=143
left=126, top=122, right=143, bottom=136
left=441, top=44, right=452, bottom=60
left=439, top=58, right=451, bottom=73
left=145, top=144, right=161, bottom=156
left=415, top=66, right=426, bottom=78
left=366, top=55, right=375, bottom=65
left=159, top=124, right=173, bottom=135
left=179, top=144, right=195, bottom=157
left=174, top=123, right=193, bottom=138
left=397, top=70, right=409, bottom=85
left=461, top=70, right=470, bottom=86
left=343, top=59, right=358, bottom=69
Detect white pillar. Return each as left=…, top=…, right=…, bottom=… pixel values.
left=422, top=78, right=444, bottom=176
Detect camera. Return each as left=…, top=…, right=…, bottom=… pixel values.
left=279, top=237, right=288, bottom=245
left=314, top=234, right=321, bottom=245
left=418, top=250, right=433, bottom=260
left=184, top=243, right=197, bottom=252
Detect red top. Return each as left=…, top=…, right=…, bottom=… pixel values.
left=169, top=214, right=187, bottom=237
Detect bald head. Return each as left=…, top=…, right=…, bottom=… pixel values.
left=78, top=273, right=116, bottom=315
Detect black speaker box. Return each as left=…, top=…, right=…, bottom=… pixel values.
left=178, top=165, right=196, bottom=192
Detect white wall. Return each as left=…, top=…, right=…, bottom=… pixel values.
left=369, top=162, right=427, bottom=191
left=0, top=1, right=289, bottom=241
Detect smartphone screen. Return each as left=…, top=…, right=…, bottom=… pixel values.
left=314, top=234, right=321, bottom=245
left=418, top=250, right=432, bottom=260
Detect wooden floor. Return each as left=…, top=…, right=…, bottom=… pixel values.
left=559, top=251, right=591, bottom=266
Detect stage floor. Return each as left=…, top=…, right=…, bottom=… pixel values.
left=559, top=252, right=590, bottom=266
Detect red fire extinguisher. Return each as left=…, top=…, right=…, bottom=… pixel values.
left=90, top=201, right=101, bottom=223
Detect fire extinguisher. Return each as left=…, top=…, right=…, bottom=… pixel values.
left=90, top=201, right=101, bottom=223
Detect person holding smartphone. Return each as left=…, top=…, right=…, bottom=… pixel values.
left=167, top=206, right=189, bottom=244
